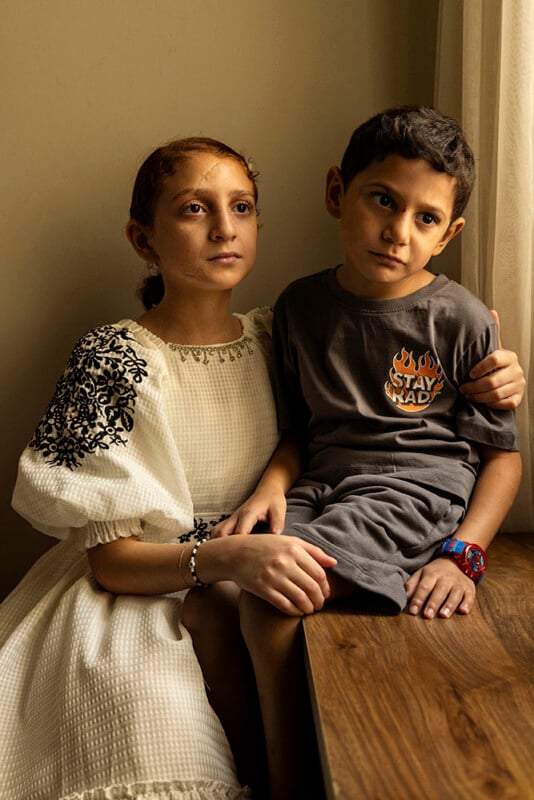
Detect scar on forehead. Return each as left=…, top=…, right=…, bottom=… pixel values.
left=196, top=158, right=227, bottom=186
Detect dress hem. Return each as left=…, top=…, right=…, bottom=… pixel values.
left=59, top=779, right=252, bottom=800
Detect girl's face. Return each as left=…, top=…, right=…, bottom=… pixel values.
left=142, top=152, right=258, bottom=296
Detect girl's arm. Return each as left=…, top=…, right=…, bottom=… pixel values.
left=460, top=310, right=526, bottom=410
left=405, top=445, right=522, bottom=619
left=211, top=432, right=304, bottom=536
left=87, top=532, right=336, bottom=616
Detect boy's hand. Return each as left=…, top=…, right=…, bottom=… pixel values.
left=405, top=557, right=477, bottom=619
left=460, top=310, right=526, bottom=410
left=211, top=487, right=287, bottom=537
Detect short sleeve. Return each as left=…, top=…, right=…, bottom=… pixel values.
left=453, top=322, right=519, bottom=451
left=271, top=295, right=311, bottom=434
left=12, top=325, right=195, bottom=549
left=244, top=305, right=273, bottom=336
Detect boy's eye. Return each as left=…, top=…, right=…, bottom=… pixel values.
left=371, top=192, right=394, bottom=209
left=418, top=212, right=438, bottom=226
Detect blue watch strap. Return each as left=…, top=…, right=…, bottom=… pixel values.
left=438, top=538, right=466, bottom=557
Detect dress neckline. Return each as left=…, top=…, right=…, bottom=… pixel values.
left=121, top=315, right=247, bottom=350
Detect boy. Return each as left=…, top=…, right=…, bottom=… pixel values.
left=232, top=106, right=522, bottom=799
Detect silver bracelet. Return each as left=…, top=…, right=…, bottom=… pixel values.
left=188, top=537, right=209, bottom=588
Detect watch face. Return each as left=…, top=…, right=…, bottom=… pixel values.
left=464, top=544, right=487, bottom=574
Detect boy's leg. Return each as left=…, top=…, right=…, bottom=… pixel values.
left=183, top=582, right=268, bottom=795
left=240, top=582, right=355, bottom=800
left=284, top=473, right=465, bottom=611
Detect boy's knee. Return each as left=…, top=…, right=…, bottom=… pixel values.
left=239, top=590, right=301, bottom=657
left=183, top=581, right=240, bottom=636
left=239, top=590, right=271, bottom=638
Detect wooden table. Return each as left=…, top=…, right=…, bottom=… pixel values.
left=303, top=534, right=534, bottom=800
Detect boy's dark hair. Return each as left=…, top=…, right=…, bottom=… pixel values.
left=340, top=106, right=475, bottom=221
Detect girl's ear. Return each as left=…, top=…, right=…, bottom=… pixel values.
left=125, top=220, right=159, bottom=264
left=325, top=166, right=345, bottom=219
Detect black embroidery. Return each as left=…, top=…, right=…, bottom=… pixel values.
left=179, top=515, right=230, bottom=543
left=29, top=326, right=148, bottom=470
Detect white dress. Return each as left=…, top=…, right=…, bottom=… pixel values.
left=1, top=308, right=279, bottom=800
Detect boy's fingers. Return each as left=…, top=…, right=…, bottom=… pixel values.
left=210, top=522, right=229, bottom=538
left=489, top=308, right=502, bottom=347
left=268, top=501, right=287, bottom=534
left=437, top=586, right=465, bottom=618
left=406, top=572, right=436, bottom=615
left=404, top=572, right=420, bottom=598
left=232, top=510, right=260, bottom=536
left=421, top=583, right=450, bottom=618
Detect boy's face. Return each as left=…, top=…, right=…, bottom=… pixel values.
left=325, top=154, right=465, bottom=300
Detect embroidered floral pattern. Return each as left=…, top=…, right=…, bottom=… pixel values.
left=179, top=515, right=230, bottom=542
left=29, top=326, right=148, bottom=469
left=168, top=337, right=254, bottom=365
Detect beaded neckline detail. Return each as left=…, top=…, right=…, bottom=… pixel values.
left=168, top=337, right=255, bottom=364
left=121, top=318, right=257, bottom=364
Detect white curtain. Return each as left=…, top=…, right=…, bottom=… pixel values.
left=435, top=0, right=534, bottom=532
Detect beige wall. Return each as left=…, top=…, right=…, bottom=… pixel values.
left=1, top=0, right=438, bottom=599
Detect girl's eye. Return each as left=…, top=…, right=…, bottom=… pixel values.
left=371, top=192, right=394, bottom=209
left=234, top=201, right=254, bottom=214
left=183, top=202, right=205, bottom=215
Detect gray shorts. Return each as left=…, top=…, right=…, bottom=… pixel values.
left=284, top=470, right=465, bottom=612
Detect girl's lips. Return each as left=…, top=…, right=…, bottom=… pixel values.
left=208, top=252, right=241, bottom=263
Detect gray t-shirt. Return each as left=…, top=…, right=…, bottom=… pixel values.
left=272, top=269, right=519, bottom=506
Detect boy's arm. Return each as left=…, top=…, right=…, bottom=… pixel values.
left=211, top=432, right=304, bottom=537
left=405, top=445, right=522, bottom=619
left=460, top=310, right=526, bottom=410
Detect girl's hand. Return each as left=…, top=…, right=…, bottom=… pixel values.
left=211, top=488, right=287, bottom=537
left=206, top=534, right=337, bottom=616
left=405, top=557, right=477, bottom=619
left=460, top=310, right=526, bottom=410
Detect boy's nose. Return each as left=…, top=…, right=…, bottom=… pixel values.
left=383, top=213, right=410, bottom=245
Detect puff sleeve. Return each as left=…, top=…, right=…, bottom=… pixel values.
left=12, top=324, right=194, bottom=549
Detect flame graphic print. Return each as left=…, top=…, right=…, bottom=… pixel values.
left=384, top=348, right=444, bottom=412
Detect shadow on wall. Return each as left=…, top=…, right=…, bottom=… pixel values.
left=2, top=206, right=142, bottom=601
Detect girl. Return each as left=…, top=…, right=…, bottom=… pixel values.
left=1, top=137, right=525, bottom=800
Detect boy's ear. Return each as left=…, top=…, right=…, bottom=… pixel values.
left=432, top=217, right=465, bottom=256
left=125, top=219, right=159, bottom=264
left=325, top=166, right=345, bottom=219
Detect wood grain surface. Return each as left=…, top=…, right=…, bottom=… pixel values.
left=304, top=534, right=534, bottom=800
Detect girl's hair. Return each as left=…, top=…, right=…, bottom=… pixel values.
left=339, top=106, right=475, bottom=222
left=130, top=137, right=259, bottom=310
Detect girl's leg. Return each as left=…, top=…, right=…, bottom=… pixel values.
left=239, top=590, right=325, bottom=800
left=183, top=582, right=268, bottom=796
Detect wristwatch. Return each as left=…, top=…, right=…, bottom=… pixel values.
left=436, top=538, right=487, bottom=584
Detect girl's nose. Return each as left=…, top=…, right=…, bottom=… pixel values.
left=209, top=210, right=236, bottom=241
left=383, top=213, right=410, bottom=245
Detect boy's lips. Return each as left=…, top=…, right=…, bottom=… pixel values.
left=369, top=250, right=405, bottom=265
